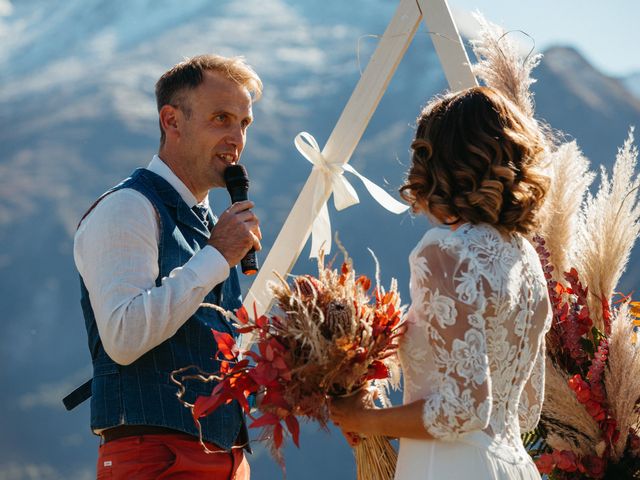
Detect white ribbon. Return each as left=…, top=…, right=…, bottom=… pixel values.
left=294, top=131, right=409, bottom=257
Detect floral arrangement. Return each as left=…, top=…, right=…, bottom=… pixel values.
left=529, top=237, right=640, bottom=479
left=470, top=15, right=640, bottom=479
left=172, top=249, right=405, bottom=479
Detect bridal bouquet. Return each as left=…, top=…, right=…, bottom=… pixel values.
left=470, top=15, right=640, bottom=479
left=172, top=250, right=405, bottom=479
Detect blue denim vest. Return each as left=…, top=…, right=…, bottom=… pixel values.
left=79, top=168, right=248, bottom=450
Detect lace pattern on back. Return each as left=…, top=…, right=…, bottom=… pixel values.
left=398, top=223, right=551, bottom=448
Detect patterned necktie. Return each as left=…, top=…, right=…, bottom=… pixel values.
left=192, top=204, right=209, bottom=229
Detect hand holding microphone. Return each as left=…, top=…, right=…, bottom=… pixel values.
left=207, top=165, right=261, bottom=274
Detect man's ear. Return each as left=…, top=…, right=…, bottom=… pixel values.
left=159, top=104, right=180, bottom=140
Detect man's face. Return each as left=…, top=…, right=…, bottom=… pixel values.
left=177, top=71, right=253, bottom=191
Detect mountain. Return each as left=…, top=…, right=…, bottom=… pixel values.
left=533, top=46, right=640, bottom=166
left=1, top=2, right=639, bottom=479
left=624, top=71, right=640, bottom=100
left=531, top=45, right=640, bottom=290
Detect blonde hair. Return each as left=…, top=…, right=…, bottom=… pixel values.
left=155, top=54, right=262, bottom=145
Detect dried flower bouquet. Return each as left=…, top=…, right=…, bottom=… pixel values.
left=173, top=249, right=405, bottom=479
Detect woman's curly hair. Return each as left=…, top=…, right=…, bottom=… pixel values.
left=400, top=86, right=549, bottom=235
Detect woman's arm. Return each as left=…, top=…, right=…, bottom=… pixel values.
left=329, top=241, right=492, bottom=442
left=330, top=391, right=433, bottom=440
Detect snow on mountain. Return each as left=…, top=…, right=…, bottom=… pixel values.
left=0, top=0, right=401, bottom=144
left=1, top=2, right=640, bottom=479
left=0, top=2, right=435, bottom=478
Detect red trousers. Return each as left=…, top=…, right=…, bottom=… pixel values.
left=96, top=433, right=250, bottom=479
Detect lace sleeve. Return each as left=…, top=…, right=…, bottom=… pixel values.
left=411, top=241, right=492, bottom=441
left=518, top=332, right=546, bottom=432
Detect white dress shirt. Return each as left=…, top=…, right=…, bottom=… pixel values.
left=74, top=155, right=230, bottom=365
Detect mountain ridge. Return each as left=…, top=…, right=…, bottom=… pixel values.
left=1, top=2, right=639, bottom=479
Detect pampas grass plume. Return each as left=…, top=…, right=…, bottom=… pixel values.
left=537, top=142, right=595, bottom=281
left=605, top=302, right=640, bottom=461
left=470, top=12, right=542, bottom=118
left=574, top=129, right=640, bottom=331
left=542, top=359, right=600, bottom=456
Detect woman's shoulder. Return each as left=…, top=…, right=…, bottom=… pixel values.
left=412, top=223, right=499, bottom=250
left=410, top=227, right=450, bottom=258
left=455, top=222, right=506, bottom=241
left=452, top=223, right=526, bottom=254
left=410, top=222, right=524, bottom=262
left=411, top=222, right=528, bottom=267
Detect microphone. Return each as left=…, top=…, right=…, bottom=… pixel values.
left=224, top=164, right=259, bottom=275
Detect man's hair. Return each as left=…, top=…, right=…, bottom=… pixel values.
left=155, top=54, right=263, bottom=146
left=400, top=86, right=549, bottom=235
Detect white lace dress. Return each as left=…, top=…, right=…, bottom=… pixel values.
left=395, top=223, right=551, bottom=480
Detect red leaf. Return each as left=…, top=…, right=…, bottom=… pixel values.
left=233, top=359, right=250, bottom=370
left=367, top=360, right=389, bottom=380
left=249, top=363, right=279, bottom=386
left=249, top=412, right=280, bottom=429
left=356, top=275, right=371, bottom=291
left=228, top=377, right=251, bottom=413
left=272, top=355, right=288, bottom=371
left=236, top=305, right=249, bottom=325
left=219, top=361, right=231, bottom=374
left=265, top=343, right=275, bottom=362
left=193, top=389, right=227, bottom=419
left=264, top=389, right=290, bottom=411
left=386, top=303, right=396, bottom=317
left=256, top=315, right=269, bottom=329
left=258, top=341, right=267, bottom=358
left=235, top=325, right=258, bottom=334
left=273, top=423, right=284, bottom=449
left=284, top=415, right=300, bottom=448
left=213, top=330, right=238, bottom=360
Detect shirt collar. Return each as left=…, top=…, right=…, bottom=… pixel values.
left=147, top=155, right=209, bottom=209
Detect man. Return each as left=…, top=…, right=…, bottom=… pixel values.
left=67, top=55, right=262, bottom=479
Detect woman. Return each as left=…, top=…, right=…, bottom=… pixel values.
left=329, top=86, right=552, bottom=479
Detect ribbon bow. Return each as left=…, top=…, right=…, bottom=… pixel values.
left=294, top=131, right=409, bottom=257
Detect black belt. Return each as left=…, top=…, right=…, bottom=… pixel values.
left=63, top=379, right=92, bottom=410
left=101, top=425, right=186, bottom=443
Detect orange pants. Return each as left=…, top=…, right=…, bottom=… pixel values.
left=96, top=433, right=250, bottom=479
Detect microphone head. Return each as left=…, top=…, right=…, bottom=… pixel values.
left=224, top=164, right=249, bottom=191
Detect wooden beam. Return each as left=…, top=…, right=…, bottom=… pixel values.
left=242, top=0, right=423, bottom=321
left=241, top=0, right=477, bottom=337
left=417, top=0, right=478, bottom=90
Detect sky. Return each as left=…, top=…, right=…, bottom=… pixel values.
left=0, top=0, right=637, bottom=77
left=449, top=0, right=639, bottom=77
